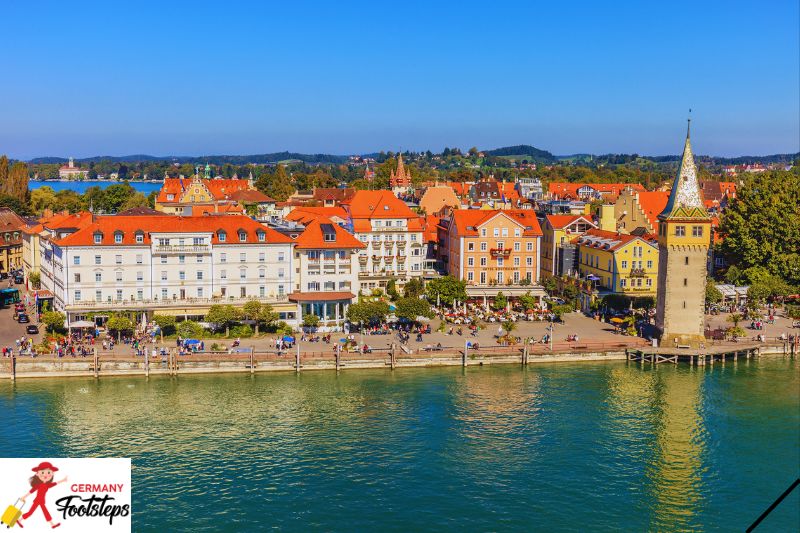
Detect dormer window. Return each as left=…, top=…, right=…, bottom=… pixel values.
left=324, top=233, right=336, bottom=242
left=257, top=231, right=265, bottom=242
left=114, top=232, right=123, bottom=244
left=93, top=232, right=103, bottom=244
left=238, top=231, right=247, bottom=242
left=135, top=231, right=144, bottom=244
left=218, top=231, right=226, bottom=242
left=167, top=194, right=175, bottom=201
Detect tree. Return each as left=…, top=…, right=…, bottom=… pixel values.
left=28, top=271, right=41, bottom=289
left=205, top=305, right=241, bottom=337
left=40, top=311, right=66, bottom=333
left=541, top=276, right=558, bottom=293
left=347, top=301, right=390, bottom=324
left=519, top=292, right=536, bottom=311
left=395, top=297, right=434, bottom=321
left=152, top=315, right=176, bottom=341
left=403, top=278, right=424, bottom=298
left=258, top=165, right=295, bottom=201
left=119, top=192, right=149, bottom=211
left=501, top=320, right=516, bottom=336
left=705, top=280, right=722, bottom=306
left=720, top=170, right=800, bottom=285
left=551, top=304, right=574, bottom=321
left=256, top=304, right=279, bottom=334
left=425, top=275, right=467, bottom=306
left=242, top=300, right=277, bottom=335
left=0, top=194, right=31, bottom=216
left=493, top=292, right=507, bottom=311
left=386, top=278, right=399, bottom=300
left=727, top=313, right=743, bottom=328
left=176, top=320, right=204, bottom=339
left=107, top=315, right=134, bottom=342
left=302, top=313, right=320, bottom=329
left=30, top=187, right=57, bottom=214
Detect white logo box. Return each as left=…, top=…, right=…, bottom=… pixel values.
left=0, top=458, right=131, bottom=532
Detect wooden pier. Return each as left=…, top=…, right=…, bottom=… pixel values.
left=626, top=342, right=766, bottom=366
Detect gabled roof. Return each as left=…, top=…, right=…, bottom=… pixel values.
left=117, top=206, right=161, bottom=216
left=293, top=217, right=364, bottom=250
left=343, top=190, right=417, bottom=220
left=544, top=214, right=595, bottom=230
left=52, top=215, right=292, bottom=247
left=548, top=182, right=645, bottom=198
left=635, top=191, right=669, bottom=229
left=419, top=186, right=461, bottom=214
left=574, top=228, right=657, bottom=252
left=286, top=206, right=349, bottom=224
left=156, top=178, right=253, bottom=204
left=451, top=209, right=542, bottom=237
left=312, top=188, right=356, bottom=203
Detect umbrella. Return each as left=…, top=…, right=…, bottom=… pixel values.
left=610, top=317, right=624, bottom=324
left=69, top=320, right=95, bottom=329
left=282, top=336, right=295, bottom=342
left=415, top=316, right=431, bottom=322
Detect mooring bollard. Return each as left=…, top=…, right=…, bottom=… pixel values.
left=335, top=344, right=340, bottom=371
left=145, top=350, right=150, bottom=378
left=295, top=343, right=300, bottom=373
left=250, top=346, right=255, bottom=375
left=93, top=348, right=99, bottom=378
left=11, top=353, right=16, bottom=381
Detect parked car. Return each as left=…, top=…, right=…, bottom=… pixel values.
left=0, top=273, right=8, bottom=280
left=17, top=314, right=30, bottom=323
left=13, top=276, right=23, bottom=285
left=26, top=325, right=39, bottom=335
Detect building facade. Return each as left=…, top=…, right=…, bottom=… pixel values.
left=540, top=214, right=596, bottom=278
left=342, top=191, right=426, bottom=294
left=655, top=125, right=712, bottom=347
left=39, top=215, right=297, bottom=325
left=154, top=173, right=254, bottom=215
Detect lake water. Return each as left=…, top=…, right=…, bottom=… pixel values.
left=1, top=360, right=798, bottom=532
left=29, top=180, right=163, bottom=194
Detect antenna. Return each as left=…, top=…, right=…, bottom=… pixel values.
left=687, top=108, right=692, bottom=138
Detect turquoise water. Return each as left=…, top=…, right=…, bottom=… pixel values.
left=1, top=360, right=798, bottom=532
left=29, top=180, right=163, bottom=194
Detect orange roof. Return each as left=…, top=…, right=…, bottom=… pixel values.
left=574, top=228, right=657, bottom=252
left=343, top=190, right=417, bottom=220
left=156, top=178, right=253, bottom=204
left=52, top=215, right=292, bottom=247
left=286, top=206, right=349, bottom=224
left=545, top=214, right=595, bottom=230
left=450, top=209, right=542, bottom=237
left=548, top=182, right=645, bottom=198
left=294, top=217, right=364, bottom=250
left=227, top=189, right=275, bottom=203
left=423, top=214, right=440, bottom=242
left=636, top=191, right=669, bottom=229
left=419, top=186, right=461, bottom=214
left=188, top=204, right=245, bottom=216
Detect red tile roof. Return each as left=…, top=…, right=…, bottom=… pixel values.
left=544, top=214, right=594, bottom=230
left=343, top=190, right=418, bottom=220
left=636, top=191, right=669, bottom=230
left=286, top=206, right=349, bottom=224
left=156, top=178, right=253, bottom=204
left=52, top=215, right=292, bottom=247
left=293, top=218, right=364, bottom=250
left=450, top=209, right=543, bottom=237
left=227, top=189, right=275, bottom=203
left=574, top=228, right=657, bottom=252
left=548, top=182, right=645, bottom=199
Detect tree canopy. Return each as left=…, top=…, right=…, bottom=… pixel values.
left=425, top=276, right=467, bottom=306
left=395, top=297, right=434, bottom=321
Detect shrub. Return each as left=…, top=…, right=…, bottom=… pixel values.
left=229, top=324, right=253, bottom=338
left=176, top=320, right=205, bottom=339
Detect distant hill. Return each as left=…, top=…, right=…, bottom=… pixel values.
left=483, top=145, right=557, bottom=163
left=29, top=152, right=349, bottom=165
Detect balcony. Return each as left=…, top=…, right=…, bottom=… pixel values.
left=65, top=294, right=289, bottom=311
left=358, top=255, right=368, bottom=263
left=154, top=244, right=209, bottom=253
left=383, top=241, right=394, bottom=249
left=490, top=248, right=512, bottom=259
left=629, top=268, right=646, bottom=278
left=396, top=241, right=406, bottom=248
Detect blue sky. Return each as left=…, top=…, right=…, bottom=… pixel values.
left=1, top=0, right=797, bottom=159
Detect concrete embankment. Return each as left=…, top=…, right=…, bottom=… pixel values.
left=0, top=342, right=793, bottom=380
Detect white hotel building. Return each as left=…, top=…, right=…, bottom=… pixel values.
left=39, top=215, right=298, bottom=325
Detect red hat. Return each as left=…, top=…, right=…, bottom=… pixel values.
left=31, top=461, right=58, bottom=472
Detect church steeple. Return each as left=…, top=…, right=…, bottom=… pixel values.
left=659, top=119, right=708, bottom=220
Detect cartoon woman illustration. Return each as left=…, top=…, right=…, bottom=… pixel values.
left=16, top=461, right=67, bottom=529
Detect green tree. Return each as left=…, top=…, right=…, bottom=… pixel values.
left=30, top=187, right=57, bottom=214
left=403, top=278, right=424, bottom=298
left=152, top=315, right=176, bottom=341
left=386, top=278, right=399, bottom=300
left=541, top=276, right=558, bottom=293
left=40, top=311, right=66, bottom=333
left=425, top=275, right=467, bottom=306
left=302, top=313, right=320, bottom=329
left=176, top=320, right=205, bottom=339
left=727, top=313, right=743, bottom=328
left=501, top=320, right=516, bottom=336
left=705, top=280, right=722, bottom=306
left=107, top=315, right=134, bottom=342
left=27, top=271, right=41, bottom=289
left=493, top=291, right=507, bottom=311
left=205, top=304, right=241, bottom=337
left=256, top=165, right=295, bottom=201
left=519, top=292, right=536, bottom=311
left=395, top=297, right=434, bottom=321
left=347, top=301, right=390, bottom=324
left=720, top=170, right=800, bottom=285
left=551, top=304, right=574, bottom=321
left=119, top=192, right=149, bottom=211
left=242, top=300, right=277, bottom=335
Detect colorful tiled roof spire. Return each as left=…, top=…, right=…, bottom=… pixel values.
left=659, top=119, right=709, bottom=220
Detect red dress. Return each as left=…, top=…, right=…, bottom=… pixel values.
left=23, top=481, right=56, bottom=522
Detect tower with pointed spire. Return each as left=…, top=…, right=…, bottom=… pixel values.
left=655, top=120, right=712, bottom=347
left=389, top=154, right=412, bottom=191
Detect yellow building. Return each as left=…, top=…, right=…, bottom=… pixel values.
left=0, top=208, right=27, bottom=275
left=574, top=228, right=659, bottom=309
left=540, top=214, right=595, bottom=278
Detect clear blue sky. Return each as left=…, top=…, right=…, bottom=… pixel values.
left=1, top=0, right=797, bottom=159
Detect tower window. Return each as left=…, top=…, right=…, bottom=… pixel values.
left=683, top=301, right=686, bottom=309
left=685, top=257, right=689, bottom=265
left=692, top=226, right=703, bottom=237
left=684, top=278, right=688, bottom=286
left=675, top=226, right=686, bottom=237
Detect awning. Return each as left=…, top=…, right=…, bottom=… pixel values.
left=69, top=320, right=96, bottom=328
